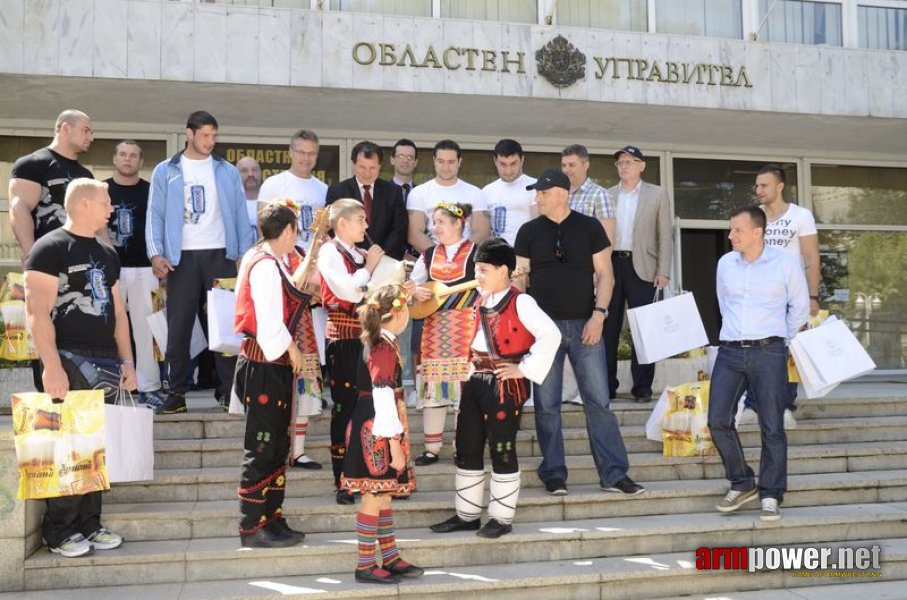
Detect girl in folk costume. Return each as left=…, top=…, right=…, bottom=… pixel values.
left=409, top=203, right=479, bottom=466
left=341, top=284, right=422, bottom=584
left=232, top=202, right=311, bottom=548
left=316, top=198, right=386, bottom=505
left=430, top=238, right=560, bottom=538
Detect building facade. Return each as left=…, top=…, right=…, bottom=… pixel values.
left=1, top=0, right=905, bottom=369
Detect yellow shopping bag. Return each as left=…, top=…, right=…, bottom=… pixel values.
left=0, top=273, right=38, bottom=361
left=662, top=381, right=716, bottom=458
left=11, top=390, right=110, bottom=500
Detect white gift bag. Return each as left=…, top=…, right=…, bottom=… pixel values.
left=207, top=288, right=243, bottom=354
left=104, top=391, right=154, bottom=483
left=627, top=292, right=709, bottom=365
left=789, top=318, right=876, bottom=399
left=147, top=310, right=207, bottom=359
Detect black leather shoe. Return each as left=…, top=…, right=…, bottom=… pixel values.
left=544, top=478, right=568, bottom=495
left=156, top=393, right=187, bottom=415
left=336, top=490, right=355, bottom=505
left=291, top=456, right=323, bottom=470
left=430, top=514, right=481, bottom=533
left=354, top=566, right=401, bottom=584
left=240, top=527, right=300, bottom=548
left=384, top=559, right=424, bottom=578
left=476, top=518, right=512, bottom=539
left=267, top=518, right=305, bottom=544
left=634, top=395, right=653, bottom=404
left=414, top=451, right=439, bottom=466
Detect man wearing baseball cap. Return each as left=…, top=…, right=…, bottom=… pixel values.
left=513, top=169, right=644, bottom=497
left=605, top=145, right=673, bottom=403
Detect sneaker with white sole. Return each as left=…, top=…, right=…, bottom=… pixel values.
left=716, top=487, right=758, bottom=512
left=738, top=408, right=758, bottom=425
left=783, top=409, right=798, bottom=429
left=86, top=527, right=124, bottom=550
left=760, top=497, right=781, bottom=521
left=49, top=533, right=93, bottom=558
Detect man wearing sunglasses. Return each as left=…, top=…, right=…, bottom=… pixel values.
left=514, top=169, right=643, bottom=498
left=604, top=145, right=673, bottom=404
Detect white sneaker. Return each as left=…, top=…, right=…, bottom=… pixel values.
left=49, top=533, right=93, bottom=558
left=783, top=409, right=798, bottom=429
left=760, top=498, right=781, bottom=521
left=738, top=408, right=758, bottom=425
left=86, top=527, right=124, bottom=550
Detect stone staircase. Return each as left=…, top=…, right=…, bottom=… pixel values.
left=2, top=384, right=907, bottom=599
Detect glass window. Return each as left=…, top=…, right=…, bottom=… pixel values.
left=329, top=0, right=432, bottom=17
left=217, top=142, right=341, bottom=188
left=441, top=0, right=536, bottom=23
left=381, top=146, right=659, bottom=190
left=758, top=0, right=843, bottom=46
left=819, top=230, right=907, bottom=369
left=811, top=164, right=907, bottom=226
left=656, top=0, right=743, bottom=39
left=859, top=4, right=907, bottom=51
left=556, top=0, right=648, bottom=32
left=0, top=136, right=167, bottom=265
left=673, top=158, right=798, bottom=220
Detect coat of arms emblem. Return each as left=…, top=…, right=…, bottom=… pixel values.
left=535, top=35, right=586, bottom=88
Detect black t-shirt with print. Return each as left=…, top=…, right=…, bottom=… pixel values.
left=514, top=210, right=610, bottom=321
left=25, top=228, right=121, bottom=352
left=11, top=148, right=94, bottom=240
left=105, top=178, right=152, bottom=268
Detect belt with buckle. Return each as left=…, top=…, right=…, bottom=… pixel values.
left=615, top=251, right=632, bottom=258
left=720, top=336, right=784, bottom=348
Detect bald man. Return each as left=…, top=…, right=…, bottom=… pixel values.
left=236, top=156, right=263, bottom=240
left=10, top=109, right=96, bottom=391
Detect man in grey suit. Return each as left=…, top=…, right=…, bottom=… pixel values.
left=604, top=146, right=673, bottom=402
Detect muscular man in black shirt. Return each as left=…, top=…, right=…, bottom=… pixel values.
left=25, top=178, right=134, bottom=558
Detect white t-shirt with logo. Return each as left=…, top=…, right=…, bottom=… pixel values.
left=180, top=155, right=225, bottom=250
left=482, top=174, right=537, bottom=245
left=258, top=170, right=328, bottom=246
left=762, top=203, right=817, bottom=267
left=406, top=178, right=488, bottom=244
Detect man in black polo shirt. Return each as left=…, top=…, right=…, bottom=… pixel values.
left=25, top=178, right=134, bottom=558
left=514, top=169, right=643, bottom=497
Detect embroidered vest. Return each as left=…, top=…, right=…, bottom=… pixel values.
left=475, top=287, right=535, bottom=361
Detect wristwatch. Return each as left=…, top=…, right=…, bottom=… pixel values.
left=594, top=307, right=609, bottom=318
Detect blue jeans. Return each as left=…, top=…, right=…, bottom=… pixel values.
left=744, top=381, right=798, bottom=412
left=533, top=319, right=630, bottom=487
left=708, top=341, right=789, bottom=502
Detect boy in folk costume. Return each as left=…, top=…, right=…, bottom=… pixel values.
left=341, top=284, right=422, bottom=584
left=409, top=202, right=479, bottom=465
left=430, top=238, right=560, bottom=538
left=317, top=198, right=386, bottom=504
left=232, top=202, right=311, bottom=548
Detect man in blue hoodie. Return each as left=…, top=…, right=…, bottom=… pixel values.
left=146, top=111, right=253, bottom=414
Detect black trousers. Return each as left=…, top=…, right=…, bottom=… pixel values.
left=235, top=356, right=293, bottom=534
left=41, top=353, right=112, bottom=548
left=455, top=372, right=525, bottom=475
left=165, top=249, right=237, bottom=396
left=604, top=252, right=657, bottom=399
left=326, top=338, right=363, bottom=488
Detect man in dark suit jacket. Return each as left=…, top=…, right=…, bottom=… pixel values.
left=605, top=145, right=673, bottom=403
left=326, top=141, right=408, bottom=260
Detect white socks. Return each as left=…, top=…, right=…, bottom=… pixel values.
left=454, top=468, right=486, bottom=523
left=488, top=471, right=521, bottom=526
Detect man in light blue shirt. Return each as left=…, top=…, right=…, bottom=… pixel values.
left=708, top=205, right=809, bottom=522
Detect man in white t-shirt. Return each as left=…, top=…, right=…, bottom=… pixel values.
left=236, top=156, right=262, bottom=240
left=147, top=111, right=253, bottom=414
left=258, top=130, right=327, bottom=248
left=406, top=139, right=490, bottom=253
left=481, top=139, right=537, bottom=246
left=740, top=163, right=820, bottom=428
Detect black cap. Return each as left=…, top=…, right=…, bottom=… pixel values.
left=526, top=169, right=570, bottom=191
left=475, top=237, right=516, bottom=271
left=613, top=145, right=644, bottom=160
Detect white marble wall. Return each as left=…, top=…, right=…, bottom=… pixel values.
left=2, top=0, right=905, bottom=119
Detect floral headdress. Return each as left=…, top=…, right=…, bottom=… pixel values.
left=435, top=203, right=464, bottom=218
